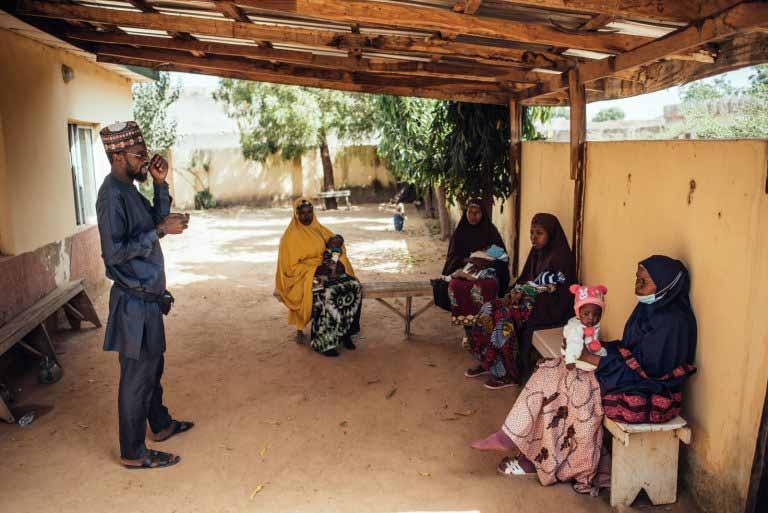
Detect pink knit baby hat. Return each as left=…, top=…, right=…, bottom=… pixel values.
left=569, top=284, right=608, bottom=315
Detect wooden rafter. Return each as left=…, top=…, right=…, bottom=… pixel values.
left=453, top=0, right=483, bottom=15
left=17, top=0, right=575, bottom=70
left=95, top=53, right=509, bottom=104
left=65, top=29, right=557, bottom=83
left=212, top=0, right=251, bottom=23
left=517, top=1, right=768, bottom=101
left=234, top=0, right=653, bottom=53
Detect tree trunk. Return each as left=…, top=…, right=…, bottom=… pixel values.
left=435, top=184, right=451, bottom=240
left=423, top=186, right=434, bottom=218
left=319, top=133, right=337, bottom=210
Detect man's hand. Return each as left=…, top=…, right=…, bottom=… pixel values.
left=158, top=213, right=189, bottom=236
left=149, top=154, right=170, bottom=184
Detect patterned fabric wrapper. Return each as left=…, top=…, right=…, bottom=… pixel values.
left=100, top=121, right=145, bottom=154
left=448, top=277, right=498, bottom=326
left=311, top=275, right=362, bottom=352
left=468, top=299, right=521, bottom=380
left=502, top=357, right=605, bottom=491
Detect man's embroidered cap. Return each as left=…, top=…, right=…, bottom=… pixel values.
left=100, top=121, right=145, bottom=154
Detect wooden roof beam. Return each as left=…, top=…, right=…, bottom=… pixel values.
left=66, top=29, right=552, bottom=83
left=517, top=1, right=768, bottom=100
left=235, top=0, right=652, bottom=53
left=94, top=48, right=510, bottom=104
left=18, top=0, right=575, bottom=71
left=453, top=0, right=483, bottom=15
left=212, top=0, right=251, bottom=23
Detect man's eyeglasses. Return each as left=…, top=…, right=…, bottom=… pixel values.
left=122, top=151, right=149, bottom=160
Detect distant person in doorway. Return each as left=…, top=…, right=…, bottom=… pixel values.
left=275, top=198, right=361, bottom=357
left=96, top=121, right=194, bottom=469
left=393, top=203, right=406, bottom=232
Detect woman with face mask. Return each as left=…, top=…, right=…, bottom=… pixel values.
left=470, top=255, right=697, bottom=493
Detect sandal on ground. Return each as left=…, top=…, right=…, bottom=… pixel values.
left=464, top=366, right=489, bottom=378
left=342, top=337, right=356, bottom=350
left=149, top=420, right=195, bottom=442
left=122, top=450, right=180, bottom=470
left=497, top=456, right=536, bottom=478
left=321, top=348, right=340, bottom=357
left=295, top=331, right=306, bottom=344
left=484, top=377, right=517, bottom=390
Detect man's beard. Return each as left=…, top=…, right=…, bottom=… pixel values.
left=129, top=163, right=149, bottom=182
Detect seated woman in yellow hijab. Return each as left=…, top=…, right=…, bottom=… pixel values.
left=275, top=198, right=361, bottom=357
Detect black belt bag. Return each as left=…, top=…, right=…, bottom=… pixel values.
left=116, top=285, right=175, bottom=315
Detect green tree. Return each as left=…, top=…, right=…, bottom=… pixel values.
left=213, top=81, right=378, bottom=209
left=592, top=106, right=625, bottom=122
left=375, top=97, right=550, bottom=211
left=131, top=71, right=181, bottom=201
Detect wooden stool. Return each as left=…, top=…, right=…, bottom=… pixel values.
left=604, top=415, right=692, bottom=507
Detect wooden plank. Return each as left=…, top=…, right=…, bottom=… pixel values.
left=362, top=281, right=434, bottom=298
left=606, top=415, right=688, bottom=435
left=97, top=53, right=509, bottom=104
left=212, top=0, right=251, bottom=23
left=532, top=327, right=562, bottom=359
left=610, top=430, right=681, bottom=506
left=66, top=29, right=548, bottom=83
left=18, top=0, right=574, bottom=71
left=405, top=296, right=413, bottom=335
left=454, top=0, right=483, bottom=15
left=238, top=0, right=653, bottom=53
left=0, top=281, right=84, bottom=356
left=569, top=68, right=586, bottom=280
left=410, top=300, right=435, bottom=321
left=580, top=13, right=614, bottom=31
left=509, top=98, right=522, bottom=277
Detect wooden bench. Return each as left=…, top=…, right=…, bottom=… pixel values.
left=361, top=281, right=434, bottom=336
left=314, top=190, right=352, bottom=211
left=532, top=328, right=692, bottom=507
left=0, top=279, right=100, bottom=423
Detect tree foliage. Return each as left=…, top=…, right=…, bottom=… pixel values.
left=592, top=106, right=625, bottom=122
left=213, top=80, right=378, bottom=162
left=670, top=67, right=768, bottom=139
left=132, top=72, right=180, bottom=155
left=375, top=98, right=550, bottom=205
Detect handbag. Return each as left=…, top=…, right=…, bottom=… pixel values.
left=431, top=278, right=452, bottom=312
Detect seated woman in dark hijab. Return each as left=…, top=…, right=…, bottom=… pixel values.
left=470, top=255, right=697, bottom=494
left=440, top=201, right=510, bottom=346
left=464, top=213, right=575, bottom=388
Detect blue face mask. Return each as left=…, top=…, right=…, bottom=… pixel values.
left=636, top=271, right=683, bottom=305
left=636, top=293, right=657, bottom=304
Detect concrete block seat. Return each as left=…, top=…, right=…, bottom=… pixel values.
left=532, top=327, right=692, bottom=507
left=314, top=190, right=352, bottom=210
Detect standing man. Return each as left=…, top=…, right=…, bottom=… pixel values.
left=96, top=121, right=193, bottom=469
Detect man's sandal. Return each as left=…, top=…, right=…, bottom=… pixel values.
left=497, top=456, right=537, bottom=478
left=122, top=450, right=180, bottom=470
left=149, top=420, right=195, bottom=442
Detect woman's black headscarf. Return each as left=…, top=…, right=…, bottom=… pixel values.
left=442, top=203, right=506, bottom=275
left=621, top=255, right=697, bottom=373
left=516, top=213, right=576, bottom=327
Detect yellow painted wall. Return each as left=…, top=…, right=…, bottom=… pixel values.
left=0, top=29, right=133, bottom=254
left=171, top=144, right=394, bottom=208
left=515, top=139, right=768, bottom=513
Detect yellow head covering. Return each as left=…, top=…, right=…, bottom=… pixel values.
left=275, top=198, right=355, bottom=329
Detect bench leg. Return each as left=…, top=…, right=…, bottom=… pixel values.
left=345, top=196, right=351, bottom=211
left=69, top=290, right=102, bottom=328
left=405, top=297, right=412, bottom=336
left=610, top=430, right=680, bottom=507
left=0, top=396, right=14, bottom=423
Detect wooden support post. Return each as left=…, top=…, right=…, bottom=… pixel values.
left=508, top=98, right=522, bottom=277
left=405, top=297, right=413, bottom=336
left=568, top=68, right=587, bottom=281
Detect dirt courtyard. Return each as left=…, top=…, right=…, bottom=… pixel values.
left=0, top=205, right=700, bottom=513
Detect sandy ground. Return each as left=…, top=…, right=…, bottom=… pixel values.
left=0, top=205, right=701, bottom=513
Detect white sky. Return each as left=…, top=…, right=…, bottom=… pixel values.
left=170, top=67, right=757, bottom=122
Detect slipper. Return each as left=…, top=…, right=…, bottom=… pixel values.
left=497, top=456, right=537, bottom=478
left=484, top=377, right=517, bottom=390
left=122, top=449, right=180, bottom=470
left=464, top=366, right=489, bottom=378
left=149, top=420, right=195, bottom=442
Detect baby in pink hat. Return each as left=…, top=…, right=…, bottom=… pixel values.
left=562, top=284, right=608, bottom=371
